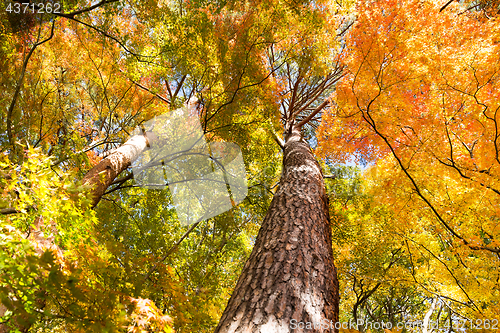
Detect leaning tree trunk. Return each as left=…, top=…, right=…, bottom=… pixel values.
left=215, top=128, right=339, bottom=333
left=81, top=132, right=155, bottom=207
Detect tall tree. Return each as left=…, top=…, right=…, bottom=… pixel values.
left=215, top=72, right=343, bottom=331
left=213, top=1, right=349, bottom=329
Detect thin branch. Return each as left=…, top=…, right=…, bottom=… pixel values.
left=172, top=75, right=187, bottom=104
left=53, top=14, right=156, bottom=62
left=292, top=69, right=345, bottom=121
left=404, top=240, right=473, bottom=309
left=124, top=73, right=170, bottom=104
left=405, top=236, right=482, bottom=313
left=267, top=120, right=284, bottom=149
left=295, top=98, right=329, bottom=128
left=357, top=81, right=500, bottom=254
left=440, top=0, right=455, bottom=12
left=338, top=19, right=356, bottom=37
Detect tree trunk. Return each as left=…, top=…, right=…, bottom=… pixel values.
left=82, top=132, right=156, bottom=207
left=215, top=128, right=339, bottom=333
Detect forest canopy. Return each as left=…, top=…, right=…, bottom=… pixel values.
left=0, top=0, right=499, bottom=332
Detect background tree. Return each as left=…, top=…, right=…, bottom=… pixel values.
left=318, top=0, right=500, bottom=328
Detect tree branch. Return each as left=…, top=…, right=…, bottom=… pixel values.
left=440, top=0, right=455, bottom=12
left=53, top=15, right=156, bottom=62
left=135, top=217, right=205, bottom=296
left=295, top=98, right=329, bottom=128
left=360, top=89, right=500, bottom=254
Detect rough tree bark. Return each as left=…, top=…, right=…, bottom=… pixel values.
left=214, top=127, right=339, bottom=333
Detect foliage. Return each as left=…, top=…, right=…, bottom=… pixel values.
left=0, top=148, right=120, bottom=332
left=318, top=0, right=500, bottom=329
left=3, top=0, right=500, bottom=331
left=1, top=0, right=337, bottom=330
